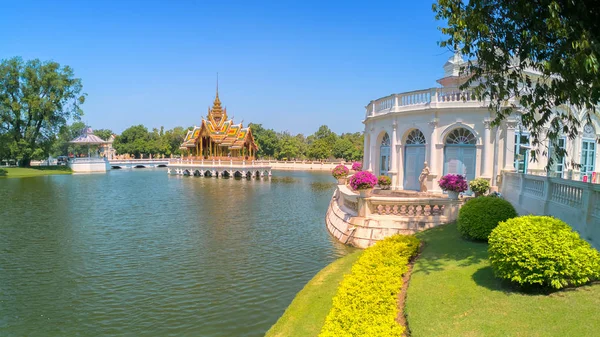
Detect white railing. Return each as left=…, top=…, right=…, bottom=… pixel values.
left=501, top=172, right=600, bottom=249
left=70, top=157, right=107, bottom=163
left=336, top=185, right=463, bottom=220
left=368, top=87, right=485, bottom=116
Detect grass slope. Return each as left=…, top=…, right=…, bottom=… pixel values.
left=406, top=223, right=600, bottom=337
left=0, top=166, right=72, bottom=178
left=266, top=250, right=362, bottom=337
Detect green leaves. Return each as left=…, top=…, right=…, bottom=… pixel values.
left=488, top=216, right=600, bottom=289
left=0, top=57, right=85, bottom=166
left=319, top=235, right=420, bottom=336
left=434, top=0, right=600, bottom=170
left=457, top=196, right=518, bottom=241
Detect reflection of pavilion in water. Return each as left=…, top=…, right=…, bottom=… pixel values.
left=169, top=85, right=271, bottom=178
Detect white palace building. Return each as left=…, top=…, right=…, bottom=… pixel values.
left=362, top=53, right=600, bottom=193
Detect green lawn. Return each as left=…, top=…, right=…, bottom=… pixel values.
left=406, top=223, right=600, bottom=337
left=265, top=250, right=362, bottom=337
left=0, top=166, right=72, bottom=178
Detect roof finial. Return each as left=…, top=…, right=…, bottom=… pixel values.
left=216, top=72, right=219, bottom=98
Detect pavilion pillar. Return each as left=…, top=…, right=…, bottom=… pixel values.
left=503, top=120, right=517, bottom=171
left=482, top=120, right=493, bottom=180
left=428, top=118, right=439, bottom=189
left=200, top=138, right=203, bottom=157
left=389, top=121, right=399, bottom=189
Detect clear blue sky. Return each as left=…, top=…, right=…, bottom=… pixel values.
left=1, top=0, right=453, bottom=135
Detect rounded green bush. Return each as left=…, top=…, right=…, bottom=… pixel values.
left=457, top=196, right=517, bottom=240
left=489, top=216, right=600, bottom=289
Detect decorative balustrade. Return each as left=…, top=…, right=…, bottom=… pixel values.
left=367, top=87, right=486, bottom=116
left=370, top=201, right=445, bottom=216
left=502, top=172, right=600, bottom=249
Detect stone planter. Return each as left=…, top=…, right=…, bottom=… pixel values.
left=447, top=190, right=459, bottom=200
left=380, top=184, right=391, bottom=190
left=337, top=177, right=347, bottom=185
left=358, top=188, right=372, bottom=197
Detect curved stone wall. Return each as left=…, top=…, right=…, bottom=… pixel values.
left=326, top=185, right=464, bottom=248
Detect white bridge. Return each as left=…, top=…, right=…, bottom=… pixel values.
left=109, top=159, right=170, bottom=169
left=168, top=159, right=272, bottom=178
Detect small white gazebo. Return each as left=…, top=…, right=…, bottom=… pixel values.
left=68, top=127, right=110, bottom=173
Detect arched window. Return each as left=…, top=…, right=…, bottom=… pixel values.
left=381, top=133, right=391, bottom=146
left=445, top=128, right=476, bottom=145
left=581, top=123, right=596, bottom=181
left=406, top=129, right=426, bottom=145
left=404, top=129, right=426, bottom=191
left=444, top=127, right=477, bottom=189
left=380, top=132, right=391, bottom=176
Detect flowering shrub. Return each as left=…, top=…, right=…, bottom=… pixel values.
left=331, top=165, right=349, bottom=179
left=351, top=162, right=363, bottom=171
left=438, top=174, right=468, bottom=193
left=378, top=175, right=391, bottom=187
left=349, top=171, right=378, bottom=190
left=469, top=178, right=490, bottom=195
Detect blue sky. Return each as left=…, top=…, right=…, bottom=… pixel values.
left=1, top=0, right=453, bottom=135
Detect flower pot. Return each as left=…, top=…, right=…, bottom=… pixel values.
left=380, top=185, right=391, bottom=190
left=337, top=177, right=347, bottom=185
left=447, top=190, right=459, bottom=200
left=358, top=188, right=372, bottom=197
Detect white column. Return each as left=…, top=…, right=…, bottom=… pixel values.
left=363, top=126, right=370, bottom=170
left=368, top=128, right=376, bottom=172
left=428, top=118, right=439, bottom=177
left=482, top=120, right=492, bottom=178
left=503, top=120, right=517, bottom=171
left=389, top=121, right=398, bottom=189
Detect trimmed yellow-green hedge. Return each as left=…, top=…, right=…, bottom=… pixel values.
left=319, top=234, right=420, bottom=337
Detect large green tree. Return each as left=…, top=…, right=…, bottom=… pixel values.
left=113, top=124, right=151, bottom=158
left=0, top=57, right=85, bottom=166
left=308, top=125, right=338, bottom=160
left=434, top=0, right=600, bottom=166
left=248, top=123, right=279, bottom=159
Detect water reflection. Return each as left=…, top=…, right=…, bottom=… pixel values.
left=0, top=169, right=353, bottom=336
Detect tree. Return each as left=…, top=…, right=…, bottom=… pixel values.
left=0, top=57, right=85, bottom=166
left=51, top=121, right=88, bottom=157
left=248, top=123, right=279, bottom=158
left=308, top=125, right=338, bottom=160
left=113, top=124, right=150, bottom=158
left=434, top=0, right=600, bottom=167
left=276, top=132, right=305, bottom=160
left=94, top=129, right=113, bottom=141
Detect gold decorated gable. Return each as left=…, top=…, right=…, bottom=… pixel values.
left=179, top=89, right=257, bottom=151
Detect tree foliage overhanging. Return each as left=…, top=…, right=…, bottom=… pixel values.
left=434, top=0, right=600, bottom=166
left=0, top=57, right=86, bottom=166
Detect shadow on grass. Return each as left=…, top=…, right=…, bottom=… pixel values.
left=412, top=223, right=489, bottom=275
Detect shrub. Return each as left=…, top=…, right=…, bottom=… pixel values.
left=349, top=171, right=377, bottom=190
left=457, top=196, right=517, bottom=240
left=319, top=235, right=420, bottom=337
left=0, top=169, right=6, bottom=177
left=331, top=165, right=349, bottom=179
left=378, top=175, right=391, bottom=189
left=469, top=177, right=490, bottom=195
left=489, top=216, right=600, bottom=290
left=351, top=162, right=362, bottom=171
left=438, top=174, right=468, bottom=193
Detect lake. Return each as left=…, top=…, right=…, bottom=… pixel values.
left=0, top=169, right=353, bottom=336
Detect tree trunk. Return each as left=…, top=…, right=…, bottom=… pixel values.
left=19, top=157, right=31, bottom=167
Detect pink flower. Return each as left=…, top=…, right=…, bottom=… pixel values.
left=351, top=162, right=363, bottom=171
left=349, top=171, right=378, bottom=190
left=332, top=165, right=350, bottom=179
left=438, top=174, right=468, bottom=193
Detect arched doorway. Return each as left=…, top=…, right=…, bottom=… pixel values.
left=443, top=127, right=477, bottom=183
left=581, top=123, right=597, bottom=181
left=379, top=133, right=391, bottom=176
left=403, top=129, right=426, bottom=190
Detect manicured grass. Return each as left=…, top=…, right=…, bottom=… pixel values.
left=265, top=250, right=362, bottom=337
left=0, top=166, right=72, bottom=178
left=406, top=223, right=600, bottom=337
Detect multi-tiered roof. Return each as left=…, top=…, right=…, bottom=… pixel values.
left=180, top=88, right=257, bottom=153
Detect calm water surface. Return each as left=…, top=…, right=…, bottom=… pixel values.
left=0, top=169, right=352, bottom=336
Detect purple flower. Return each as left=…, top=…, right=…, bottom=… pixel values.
left=332, top=165, right=350, bottom=179
left=349, top=171, right=378, bottom=190
left=351, top=162, right=363, bottom=171
left=438, top=174, right=468, bottom=193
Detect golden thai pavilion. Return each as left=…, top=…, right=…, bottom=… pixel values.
left=180, top=89, right=258, bottom=159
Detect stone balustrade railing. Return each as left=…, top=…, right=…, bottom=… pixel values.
left=501, top=172, right=600, bottom=249
left=366, top=87, right=491, bottom=116
left=336, top=185, right=462, bottom=221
